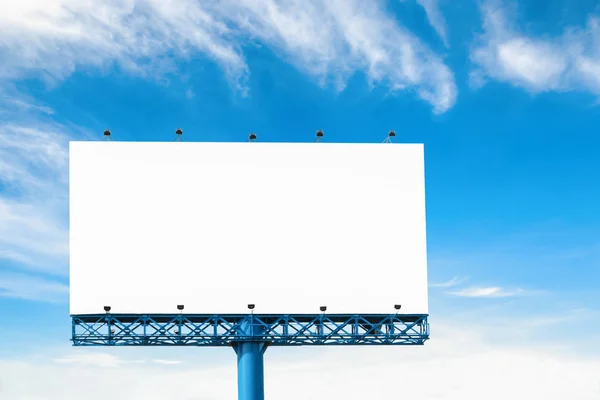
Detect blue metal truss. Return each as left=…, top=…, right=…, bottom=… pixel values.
left=71, top=313, right=429, bottom=346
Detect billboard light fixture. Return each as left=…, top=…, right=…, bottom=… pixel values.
left=315, top=130, right=324, bottom=142
left=384, top=130, right=396, bottom=143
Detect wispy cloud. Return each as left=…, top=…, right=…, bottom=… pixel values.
left=0, top=94, right=54, bottom=116
left=430, top=276, right=468, bottom=288
left=416, top=0, right=449, bottom=47
left=0, top=0, right=457, bottom=113
left=54, top=352, right=144, bottom=368
left=54, top=352, right=182, bottom=368
left=227, top=0, right=457, bottom=113
left=471, top=2, right=600, bottom=97
left=448, top=286, right=529, bottom=298
left=0, top=250, right=36, bottom=266
left=0, top=0, right=248, bottom=91
left=0, top=121, right=72, bottom=274
left=0, top=271, right=68, bottom=303
left=153, top=359, right=182, bottom=365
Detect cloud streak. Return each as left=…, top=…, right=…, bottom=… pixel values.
left=227, top=0, right=457, bottom=112
left=448, top=286, right=528, bottom=298
left=430, top=276, right=468, bottom=288
left=0, top=271, right=68, bottom=303
left=0, top=121, right=72, bottom=274
left=471, top=2, right=600, bottom=97
left=0, top=0, right=457, bottom=113
left=54, top=352, right=145, bottom=368
left=416, top=0, right=449, bottom=47
left=153, top=359, right=182, bottom=365
left=0, top=0, right=248, bottom=91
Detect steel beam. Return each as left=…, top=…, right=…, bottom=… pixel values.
left=71, top=314, right=429, bottom=346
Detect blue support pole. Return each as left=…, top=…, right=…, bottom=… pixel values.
left=232, top=317, right=268, bottom=400
left=234, top=341, right=267, bottom=400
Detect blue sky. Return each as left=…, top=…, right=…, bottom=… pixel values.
left=1, top=0, right=600, bottom=398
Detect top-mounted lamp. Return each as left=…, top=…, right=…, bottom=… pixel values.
left=315, top=130, right=324, bottom=142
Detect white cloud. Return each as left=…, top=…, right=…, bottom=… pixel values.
left=0, top=122, right=72, bottom=274
left=471, top=2, right=600, bottom=97
left=0, top=124, right=68, bottom=190
left=0, top=94, right=54, bottom=116
left=0, top=0, right=248, bottom=91
left=0, top=271, right=68, bottom=303
left=0, top=250, right=36, bottom=266
left=0, top=198, right=67, bottom=266
left=53, top=353, right=157, bottom=372
left=0, top=0, right=457, bottom=113
left=237, top=0, right=456, bottom=113
left=54, top=353, right=129, bottom=368
left=416, top=0, right=449, bottom=47
left=430, top=276, right=468, bottom=287
left=153, top=359, right=182, bottom=365
left=448, top=286, right=527, bottom=298
left=53, top=350, right=184, bottom=368
left=3, top=321, right=600, bottom=399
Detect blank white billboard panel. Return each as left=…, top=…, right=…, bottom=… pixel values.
left=70, top=142, right=428, bottom=315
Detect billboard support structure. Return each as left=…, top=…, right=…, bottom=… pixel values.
left=71, top=312, right=429, bottom=400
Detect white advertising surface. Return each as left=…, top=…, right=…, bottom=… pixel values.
left=69, top=142, right=428, bottom=315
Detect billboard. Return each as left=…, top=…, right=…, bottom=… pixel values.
left=69, top=142, right=428, bottom=315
